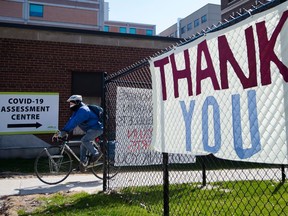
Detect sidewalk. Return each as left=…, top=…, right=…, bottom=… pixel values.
left=0, top=173, right=103, bottom=198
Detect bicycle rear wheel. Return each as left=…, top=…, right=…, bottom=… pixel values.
left=91, top=155, right=120, bottom=180
left=34, top=146, right=73, bottom=185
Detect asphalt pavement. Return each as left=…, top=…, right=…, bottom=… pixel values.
left=0, top=173, right=103, bottom=198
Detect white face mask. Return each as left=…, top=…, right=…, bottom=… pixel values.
left=69, top=102, right=76, bottom=108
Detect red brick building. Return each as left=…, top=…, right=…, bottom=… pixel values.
left=0, top=23, right=180, bottom=158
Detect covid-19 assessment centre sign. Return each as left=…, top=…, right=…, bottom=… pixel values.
left=0, top=92, right=59, bottom=134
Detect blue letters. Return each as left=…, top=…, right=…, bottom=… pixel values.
left=181, top=89, right=261, bottom=159
left=180, top=100, right=195, bottom=152
left=202, top=96, right=221, bottom=153
left=232, top=90, right=261, bottom=159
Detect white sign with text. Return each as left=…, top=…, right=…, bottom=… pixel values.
left=0, top=92, right=59, bottom=134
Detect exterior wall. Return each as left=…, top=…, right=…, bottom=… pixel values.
left=0, top=0, right=103, bottom=30
left=104, top=20, right=156, bottom=36
left=32, top=5, right=99, bottom=25
left=158, top=23, right=177, bottom=38
left=221, top=0, right=258, bottom=21
left=0, top=0, right=156, bottom=35
left=181, top=4, right=221, bottom=38
left=0, top=0, right=23, bottom=18
left=0, top=23, right=180, bottom=158
left=159, top=4, right=221, bottom=38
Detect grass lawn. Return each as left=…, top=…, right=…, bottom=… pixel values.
left=1, top=159, right=287, bottom=215
left=14, top=180, right=288, bottom=216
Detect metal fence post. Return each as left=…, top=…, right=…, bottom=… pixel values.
left=163, top=152, right=169, bottom=216
left=102, top=72, right=107, bottom=191
left=281, top=165, right=286, bottom=183
left=202, top=159, right=206, bottom=187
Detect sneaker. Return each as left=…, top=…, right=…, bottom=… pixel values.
left=79, top=162, right=87, bottom=173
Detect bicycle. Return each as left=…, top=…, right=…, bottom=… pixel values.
left=34, top=134, right=120, bottom=185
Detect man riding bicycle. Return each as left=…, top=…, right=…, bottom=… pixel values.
left=54, top=94, right=103, bottom=172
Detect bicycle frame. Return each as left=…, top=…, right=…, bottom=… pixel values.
left=60, top=140, right=103, bottom=169
left=35, top=138, right=119, bottom=185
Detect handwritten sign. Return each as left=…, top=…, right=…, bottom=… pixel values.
left=115, top=87, right=195, bottom=166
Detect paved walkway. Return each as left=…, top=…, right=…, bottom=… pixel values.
left=0, top=173, right=103, bottom=198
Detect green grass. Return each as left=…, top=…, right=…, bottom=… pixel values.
left=1, top=159, right=287, bottom=215
left=18, top=191, right=159, bottom=216
left=16, top=180, right=288, bottom=216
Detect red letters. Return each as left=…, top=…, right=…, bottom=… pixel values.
left=152, top=10, right=288, bottom=101
left=256, top=10, right=288, bottom=85
left=196, top=40, right=220, bottom=95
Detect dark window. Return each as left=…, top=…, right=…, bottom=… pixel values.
left=104, top=26, right=109, bottom=32
left=30, top=4, right=43, bottom=17
left=194, top=19, right=200, bottom=27
left=129, top=28, right=136, bottom=34
left=146, top=29, right=153, bottom=35
left=187, top=23, right=192, bottom=31
left=119, top=27, right=127, bottom=33
left=72, top=72, right=104, bottom=97
left=201, top=15, right=207, bottom=23
left=181, top=26, right=186, bottom=34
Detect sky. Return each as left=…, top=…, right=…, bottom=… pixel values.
left=106, top=0, right=221, bottom=34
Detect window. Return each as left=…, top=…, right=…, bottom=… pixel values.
left=181, top=26, right=186, bottom=34
left=72, top=72, right=104, bottom=97
left=119, top=27, right=127, bottom=33
left=129, top=28, right=136, bottom=34
left=30, top=4, right=43, bottom=17
left=194, top=19, right=199, bottom=27
left=201, top=15, right=207, bottom=23
left=104, top=26, right=109, bottom=32
left=146, top=29, right=153, bottom=36
left=187, top=23, right=192, bottom=31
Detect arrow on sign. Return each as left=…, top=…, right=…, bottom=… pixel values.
left=7, top=122, right=42, bottom=129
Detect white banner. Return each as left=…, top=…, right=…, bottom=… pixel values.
left=150, top=2, right=288, bottom=164
left=115, top=87, right=195, bottom=166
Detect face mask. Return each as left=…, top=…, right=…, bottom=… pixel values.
left=69, top=102, right=78, bottom=111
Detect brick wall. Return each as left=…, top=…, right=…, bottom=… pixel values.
left=0, top=24, right=180, bottom=148
left=0, top=26, right=180, bottom=145
left=0, top=38, right=156, bottom=136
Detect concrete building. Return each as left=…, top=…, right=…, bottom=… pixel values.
left=159, top=4, right=221, bottom=38
left=220, top=0, right=287, bottom=21
left=0, top=0, right=156, bottom=35
left=104, top=20, right=156, bottom=36
left=221, top=0, right=262, bottom=21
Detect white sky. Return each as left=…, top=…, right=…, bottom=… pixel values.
left=106, top=0, right=221, bottom=34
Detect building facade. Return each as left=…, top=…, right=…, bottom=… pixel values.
left=221, top=0, right=261, bottom=21
left=0, top=22, right=180, bottom=158
left=220, top=0, right=287, bottom=21
left=159, top=4, right=221, bottom=38
left=104, top=20, right=156, bottom=36
left=0, top=0, right=155, bottom=35
left=0, top=0, right=105, bottom=30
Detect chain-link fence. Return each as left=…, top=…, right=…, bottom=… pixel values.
left=104, top=1, right=288, bottom=215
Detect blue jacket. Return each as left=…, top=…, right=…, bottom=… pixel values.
left=62, top=104, right=103, bottom=133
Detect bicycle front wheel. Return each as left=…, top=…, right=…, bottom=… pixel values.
left=34, top=146, right=73, bottom=185
left=91, top=156, right=120, bottom=180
